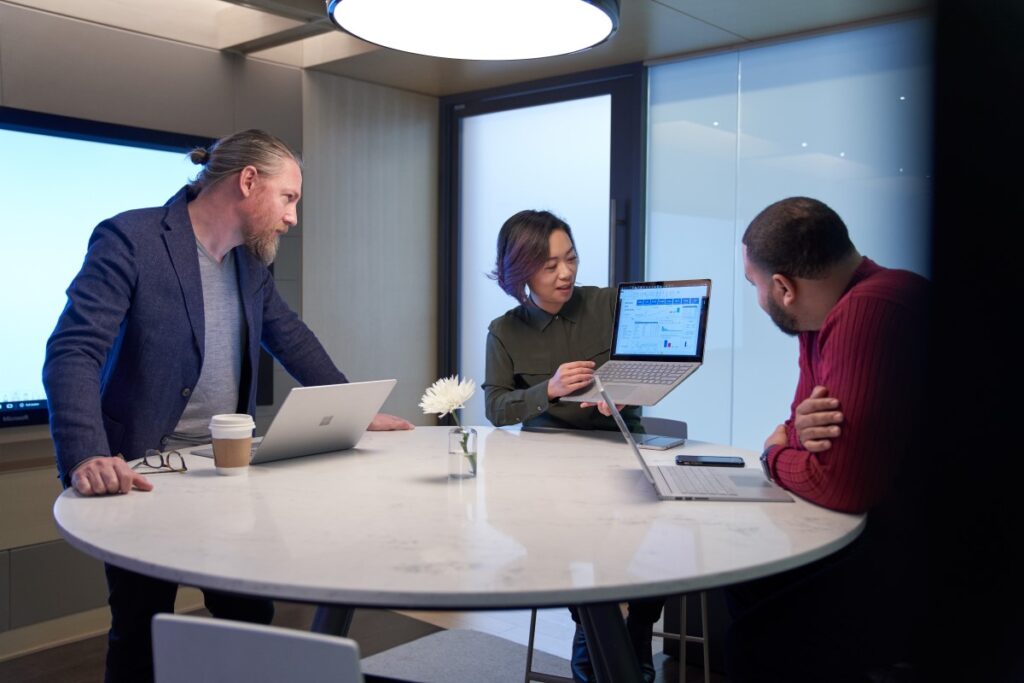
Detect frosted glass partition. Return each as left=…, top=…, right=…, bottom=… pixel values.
left=646, top=19, right=933, bottom=450
left=647, top=52, right=740, bottom=445
left=459, top=96, right=611, bottom=425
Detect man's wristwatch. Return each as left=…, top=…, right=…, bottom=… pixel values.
left=759, top=446, right=774, bottom=483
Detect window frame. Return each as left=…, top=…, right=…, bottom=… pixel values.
left=436, top=62, right=648, bottom=378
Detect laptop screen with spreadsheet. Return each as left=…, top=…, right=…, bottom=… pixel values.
left=610, top=280, right=711, bottom=362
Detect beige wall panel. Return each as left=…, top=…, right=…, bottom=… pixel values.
left=301, top=71, right=438, bottom=424
left=0, top=467, right=61, bottom=550
left=1, top=550, right=9, bottom=632
left=0, top=429, right=52, bottom=464
left=273, top=234, right=303, bottom=285
left=274, top=278, right=301, bottom=320
left=9, top=541, right=107, bottom=628
left=0, top=4, right=231, bottom=136
left=231, top=57, right=304, bottom=152
left=0, top=4, right=301, bottom=143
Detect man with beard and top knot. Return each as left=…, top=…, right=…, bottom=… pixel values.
left=43, top=129, right=413, bottom=683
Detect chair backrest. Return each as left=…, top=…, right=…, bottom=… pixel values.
left=152, top=614, right=364, bottom=683
left=640, top=417, right=688, bottom=439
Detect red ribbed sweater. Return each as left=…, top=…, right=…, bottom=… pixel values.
left=763, top=258, right=930, bottom=514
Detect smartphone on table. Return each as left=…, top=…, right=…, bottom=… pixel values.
left=674, top=454, right=745, bottom=467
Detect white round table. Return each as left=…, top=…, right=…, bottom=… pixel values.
left=54, top=426, right=864, bottom=681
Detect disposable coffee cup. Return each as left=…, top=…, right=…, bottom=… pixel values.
left=209, top=413, right=255, bottom=476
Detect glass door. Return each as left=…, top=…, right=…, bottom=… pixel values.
left=438, top=65, right=646, bottom=425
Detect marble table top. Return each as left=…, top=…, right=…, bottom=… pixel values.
left=54, top=426, right=864, bottom=609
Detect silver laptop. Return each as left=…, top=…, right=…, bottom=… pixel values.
left=562, top=279, right=712, bottom=406
left=595, top=379, right=792, bottom=502
left=192, top=379, right=396, bottom=465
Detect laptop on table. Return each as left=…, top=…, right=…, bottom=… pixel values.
left=192, top=379, right=396, bottom=464
left=595, top=378, right=792, bottom=502
left=561, top=279, right=712, bottom=406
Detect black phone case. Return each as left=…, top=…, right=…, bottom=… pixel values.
left=674, top=455, right=744, bottom=467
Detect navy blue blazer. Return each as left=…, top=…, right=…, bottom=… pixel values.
left=43, top=187, right=346, bottom=484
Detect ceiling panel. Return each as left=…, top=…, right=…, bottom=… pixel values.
left=4, top=0, right=303, bottom=49
left=653, top=0, right=927, bottom=40
left=252, top=30, right=379, bottom=69
left=5, top=0, right=932, bottom=96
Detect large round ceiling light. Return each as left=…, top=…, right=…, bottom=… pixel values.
left=326, top=0, right=619, bottom=61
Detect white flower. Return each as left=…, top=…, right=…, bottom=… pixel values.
left=419, top=375, right=476, bottom=418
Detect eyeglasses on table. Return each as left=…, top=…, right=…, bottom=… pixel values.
left=131, top=449, right=189, bottom=474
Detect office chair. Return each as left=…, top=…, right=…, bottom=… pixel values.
left=152, top=613, right=364, bottom=683
left=639, top=417, right=689, bottom=441
left=524, top=594, right=710, bottom=683
left=656, top=592, right=711, bottom=683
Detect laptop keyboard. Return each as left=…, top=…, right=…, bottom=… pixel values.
left=658, top=465, right=735, bottom=496
left=599, top=361, right=695, bottom=385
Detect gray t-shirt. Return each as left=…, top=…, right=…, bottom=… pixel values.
left=165, top=241, right=244, bottom=446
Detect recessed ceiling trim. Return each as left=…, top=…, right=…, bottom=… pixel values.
left=218, top=0, right=325, bottom=22
left=224, top=18, right=334, bottom=53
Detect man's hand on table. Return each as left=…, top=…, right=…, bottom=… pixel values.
left=71, top=456, right=153, bottom=496
left=794, top=385, right=843, bottom=453
left=368, top=413, right=415, bottom=431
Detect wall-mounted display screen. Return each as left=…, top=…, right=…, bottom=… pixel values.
left=0, top=108, right=205, bottom=429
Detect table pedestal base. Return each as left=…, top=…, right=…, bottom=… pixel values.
left=311, top=605, right=355, bottom=636
left=579, top=602, right=643, bottom=683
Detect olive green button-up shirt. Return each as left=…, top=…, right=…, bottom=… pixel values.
left=484, top=286, right=642, bottom=431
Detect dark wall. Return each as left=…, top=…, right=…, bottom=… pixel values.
left=927, top=1, right=1023, bottom=680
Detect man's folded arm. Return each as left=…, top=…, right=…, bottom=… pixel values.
left=765, top=297, right=926, bottom=513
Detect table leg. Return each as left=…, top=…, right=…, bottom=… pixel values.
left=310, top=605, right=355, bottom=635
left=577, top=602, right=643, bottom=683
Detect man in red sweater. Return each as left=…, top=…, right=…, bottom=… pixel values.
left=726, top=197, right=930, bottom=681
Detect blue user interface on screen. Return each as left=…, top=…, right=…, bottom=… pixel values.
left=613, top=284, right=707, bottom=357
left=0, top=126, right=193, bottom=421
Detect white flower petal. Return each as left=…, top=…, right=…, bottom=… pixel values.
left=419, top=375, right=476, bottom=417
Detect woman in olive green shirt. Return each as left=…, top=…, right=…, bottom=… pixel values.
left=483, top=211, right=641, bottom=431
left=483, top=210, right=660, bottom=683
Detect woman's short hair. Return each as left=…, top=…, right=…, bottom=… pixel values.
left=187, top=129, right=300, bottom=193
left=490, top=210, right=575, bottom=304
left=742, top=197, right=854, bottom=279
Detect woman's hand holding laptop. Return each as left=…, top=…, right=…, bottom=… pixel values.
left=547, top=360, right=596, bottom=399
left=579, top=399, right=626, bottom=416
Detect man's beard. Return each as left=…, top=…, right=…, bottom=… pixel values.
left=765, top=296, right=800, bottom=336
left=245, top=229, right=279, bottom=266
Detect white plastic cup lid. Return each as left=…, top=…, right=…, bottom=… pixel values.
left=209, top=413, right=254, bottom=439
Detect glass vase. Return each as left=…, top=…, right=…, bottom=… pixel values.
left=448, top=427, right=478, bottom=479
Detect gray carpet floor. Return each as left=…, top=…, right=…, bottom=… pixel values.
left=362, top=628, right=571, bottom=682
